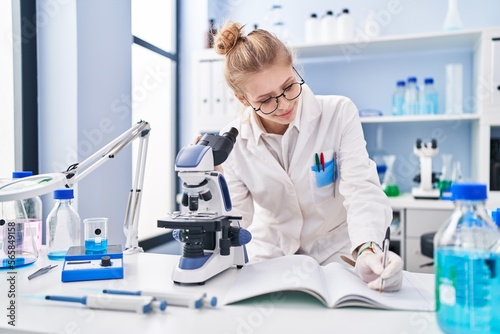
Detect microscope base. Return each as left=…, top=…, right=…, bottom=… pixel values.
left=172, top=246, right=247, bottom=284
left=412, top=187, right=440, bottom=200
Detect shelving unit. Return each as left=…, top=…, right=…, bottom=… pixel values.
left=290, top=29, right=483, bottom=59
left=359, top=113, right=479, bottom=124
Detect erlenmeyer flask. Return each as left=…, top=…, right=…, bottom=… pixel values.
left=438, top=154, right=453, bottom=200
left=382, top=155, right=399, bottom=197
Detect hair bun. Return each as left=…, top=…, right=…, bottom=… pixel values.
left=214, top=21, right=244, bottom=55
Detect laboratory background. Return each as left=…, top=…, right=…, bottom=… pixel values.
left=1, top=0, right=500, bottom=270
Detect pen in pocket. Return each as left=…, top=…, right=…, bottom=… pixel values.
left=315, top=153, right=321, bottom=172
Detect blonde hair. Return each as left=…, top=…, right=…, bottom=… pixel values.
left=214, top=21, right=294, bottom=96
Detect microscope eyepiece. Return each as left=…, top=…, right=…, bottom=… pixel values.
left=222, top=127, right=239, bottom=144
left=198, top=127, right=239, bottom=166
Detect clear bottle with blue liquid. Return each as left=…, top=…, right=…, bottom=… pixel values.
left=46, top=189, right=81, bottom=260
left=434, top=183, right=500, bottom=333
left=392, top=80, right=406, bottom=116
left=420, top=78, right=439, bottom=115
left=404, top=77, right=419, bottom=115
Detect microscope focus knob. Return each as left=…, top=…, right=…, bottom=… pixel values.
left=229, top=227, right=252, bottom=246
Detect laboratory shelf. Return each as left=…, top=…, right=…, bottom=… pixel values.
left=291, top=29, right=484, bottom=59
left=359, top=113, right=479, bottom=124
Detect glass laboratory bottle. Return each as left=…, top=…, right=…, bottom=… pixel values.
left=434, top=183, right=500, bottom=334
left=46, top=188, right=81, bottom=260
left=404, top=77, right=419, bottom=115
left=1, top=171, right=42, bottom=269
left=420, top=78, right=439, bottom=115
left=392, top=80, right=406, bottom=116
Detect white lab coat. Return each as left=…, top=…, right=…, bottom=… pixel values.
left=221, top=84, right=392, bottom=264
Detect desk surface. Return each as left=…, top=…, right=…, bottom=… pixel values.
left=1, top=250, right=443, bottom=334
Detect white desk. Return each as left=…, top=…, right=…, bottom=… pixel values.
left=1, top=251, right=443, bottom=334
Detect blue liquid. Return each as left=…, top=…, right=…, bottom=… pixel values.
left=85, top=239, right=108, bottom=251
left=421, top=92, right=439, bottom=115
left=435, top=247, right=500, bottom=333
left=1, top=257, right=36, bottom=269
left=392, top=94, right=404, bottom=116
left=48, top=251, right=67, bottom=261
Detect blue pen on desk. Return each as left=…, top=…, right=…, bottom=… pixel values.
left=103, top=289, right=217, bottom=309
left=380, top=226, right=391, bottom=293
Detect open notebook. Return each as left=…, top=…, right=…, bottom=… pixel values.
left=223, top=254, right=434, bottom=311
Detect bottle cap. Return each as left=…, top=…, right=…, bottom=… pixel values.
left=342, top=9, right=349, bottom=14
left=397, top=80, right=406, bottom=87
left=12, top=171, right=33, bottom=178
left=54, top=188, right=74, bottom=200
left=451, top=183, right=487, bottom=201
left=310, top=13, right=317, bottom=18
left=407, top=77, right=417, bottom=83
left=424, top=78, right=434, bottom=84
left=326, top=10, right=333, bottom=15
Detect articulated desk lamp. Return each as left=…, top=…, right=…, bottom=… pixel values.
left=158, top=127, right=252, bottom=285
left=0, top=120, right=151, bottom=255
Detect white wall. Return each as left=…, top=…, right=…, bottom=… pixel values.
left=179, top=0, right=209, bottom=148
left=37, top=0, right=132, bottom=246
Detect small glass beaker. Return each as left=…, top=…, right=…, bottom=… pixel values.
left=84, top=218, right=108, bottom=252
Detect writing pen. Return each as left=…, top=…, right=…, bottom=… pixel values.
left=320, top=152, right=325, bottom=171
left=380, top=226, right=391, bottom=293
left=315, top=153, right=321, bottom=172
left=103, top=289, right=217, bottom=309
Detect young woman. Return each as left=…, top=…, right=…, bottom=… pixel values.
left=213, top=21, right=403, bottom=291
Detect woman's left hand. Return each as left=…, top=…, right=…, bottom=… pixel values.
left=355, top=251, right=404, bottom=292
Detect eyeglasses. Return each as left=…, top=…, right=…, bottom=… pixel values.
left=244, top=67, right=305, bottom=115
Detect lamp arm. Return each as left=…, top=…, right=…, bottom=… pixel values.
left=68, top=120, right=151, bottom=253
left=70, top=120, right=150, bottom=185
left=123, top=130, right=150, bottom=254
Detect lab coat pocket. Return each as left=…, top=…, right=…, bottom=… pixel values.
left=309, top=157, right=336, bottom=204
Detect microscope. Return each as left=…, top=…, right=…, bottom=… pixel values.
left=412, top=138, right=441, bottom=199
left=158, top=127, right=251, bottom=284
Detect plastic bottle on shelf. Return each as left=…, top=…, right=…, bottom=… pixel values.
left=434, top=183, right=500, bottom=333
left=337, top=9, right=354, bottom=42
left=404, top=77, right=419, bottom=115
left=392, top=80, right=406, bottom=116
left=305, top=13, right=321, bottom=44
left=46, top=188, right=81, bottom=260
left=0, top=171, right=42, bottom=269
left=420, top=78, right=439, bottom=115
left=320, top=10, right=337, bottom=43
